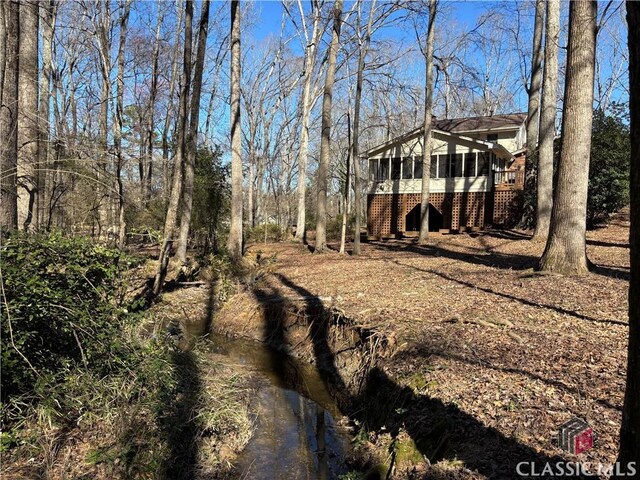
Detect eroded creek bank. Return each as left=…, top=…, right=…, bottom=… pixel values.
left=160, top=259, right=587, bottom=480
left=161, top=255, right=541, bottom=479
left=207, top=277, right=566, bottom=480
left=167, top=277, right=409, bottom=478
left=187, top=326, right=354, bottom=479
left=207, top=287, right=428, bottom=478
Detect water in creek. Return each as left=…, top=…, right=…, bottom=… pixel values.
left=206, top=334, right=351, bottom=480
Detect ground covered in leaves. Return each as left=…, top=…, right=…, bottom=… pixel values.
left=217, top=212, right=629, bottom=479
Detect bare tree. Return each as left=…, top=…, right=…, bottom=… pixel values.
left=617, top=1, right=640, bottom=472
left=0, top=3, right=5, bottom=100
left=539, top=0, right=597, bottom=275
left=95, top=0, right=112, bottom=238
left=314, top=0, right=343, bottom=253
left=227, top=0, right=243, bottom=260
left=532, top=0, right=559, bottom=242
left=465, top=10, right=521, bottom=116
left=245, top=34, right=295, bottom=229
left=292, top=0, right=323, bottom=242
left=521, top=0, right=545, bottom=228
left=161, top=0, right=184, bottom=198
left=113, top=0, right=131, bottom=249
left=17, top=0, right=39, bottom=232
left=595, top=4, right=628, bottom=113
left=338, top=108, right=351, bottom=254
left=418, top=0, right=436, bottom=244
left=37, top=0, right=56, bottom=229
left=349, top=0, right=377, bottom=255
left=153, top=0, right=193, bottom=295
left=143, top=0, right=167, bottom=205
left=0, top=0, right=19, bottom=231
left=176, top=0, right=210, bottom=264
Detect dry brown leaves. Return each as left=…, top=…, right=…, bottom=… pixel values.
left=237, top=211, right=629, bottom=476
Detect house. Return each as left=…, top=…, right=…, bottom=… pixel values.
left=366, top=113, right=527, bottom=238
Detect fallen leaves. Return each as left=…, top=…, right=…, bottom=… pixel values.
left=212, top=211, right=630, bottom=477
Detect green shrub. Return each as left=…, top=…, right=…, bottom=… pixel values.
left=0, top=233, right=254, bottom=478
left=0, top=232, right=130, bottom=397
left=246, top=223, right=285, bottom=243
left=326, top=214, right=355, bottom=241
left=587, top=108, right=630, bottom=228
left=125, top=196, right=167, bottom=238
left=191, top=146, right=230, bottom=254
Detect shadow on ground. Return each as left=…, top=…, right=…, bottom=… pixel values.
left=251, top=271, right=578, bottom=480
left=370, top=239, right=536, bottom=271
left=157, top=350, right=202, bottom=480
left=367, top=234, right=630, bottom=282
left=384, top=258, right=627, bottom=328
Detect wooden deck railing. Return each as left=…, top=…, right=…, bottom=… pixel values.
left=493, top=169, right=525, bottom=188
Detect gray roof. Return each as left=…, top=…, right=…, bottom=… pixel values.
left=434, top=113, right=527, bottom=133
left=365, top=112, right=527, bottom=157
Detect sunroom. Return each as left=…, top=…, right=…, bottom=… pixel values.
left=366, top=128, right=517, bottom=196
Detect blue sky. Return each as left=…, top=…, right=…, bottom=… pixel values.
left=199, top=0, right=628, bottom=150
left=249, top=0, right=490, bottom=41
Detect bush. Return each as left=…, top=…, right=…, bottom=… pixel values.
left=191, top=146, right=230, bottom=253
left=0, top=232, right=130, bottom=397
left=326, top=214, right=355, bottom=241
left=125, top=196, right=167, bottom=238
left=587, top=108, right=630, bottom=228
left=0, top=233, right=254, bottom=478
left=246, top=223, right=285, bottom=243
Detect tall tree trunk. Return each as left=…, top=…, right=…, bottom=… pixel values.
left=153, top=0, right=193, bottom=295
left=114, top=1, right=130, bottom=249
left=203, top=42, right=225, bottom=144
left=161, top=0, right=184, bottom=198
left=256, top=154, right=266, bottom=225
left=617, top=1, right=640, bottom=472
left=351, top=0, right=375, bottom=256
left=248, top=142, right=255, bottom=227
left=17, top=0, right=38, bottom=232
left=49, top=35, right=64, bottom=230
left=38, top=0, right=56, bottom=230
left=257, top=108, right=274, bottom=227
left=539, top=0, right=597, bottom=275
left=145, top=0, right=165, bottom=206
left=176, top=0, right=210, bottom=264
left=418, top=0, right=436, bottom=244
left=442, top=63, right=451, bottom=119
left=0, top=2, right=5, bottom=103
left=521, top=0, right=545, bottom=228
left=227, top=0, right=243, bottom=260
left=294, top=0, right=321, bottom=242
left=0, top=0, right=18, bottom=231
left=314, top=0, right=343, bottom=253
left=339, top=110, right=351, bottom=254
left=532, top=0, right=559, bottom=242
left=96, top=0, right=111, bottom=239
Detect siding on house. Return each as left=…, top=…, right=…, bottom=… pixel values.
left=365, top=113, right=526, bottom=236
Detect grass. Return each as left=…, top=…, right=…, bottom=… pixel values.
left=2, top=332, right=255, bottom=479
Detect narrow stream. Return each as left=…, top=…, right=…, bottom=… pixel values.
left=206, top=334, right=352, bottom=479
